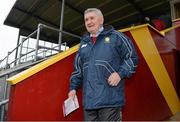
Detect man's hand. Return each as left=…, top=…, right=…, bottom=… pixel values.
left=108, top=72, right=121, bottom=86
left=68, top=90, right=76, bottom=99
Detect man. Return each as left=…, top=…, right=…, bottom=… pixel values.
left=68, top=8, right=138, bottom=121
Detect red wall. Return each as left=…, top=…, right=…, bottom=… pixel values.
left=7, top=53, right=83, bottom=121
left=7, top=27, right=179, bottom=120
left=149, top=27, right=180, bottom=97
left=173, top=20, right=180, bottom=26
left=163, top=27, right=180, bottom=50
left=122, top=32, right=172, bottom=120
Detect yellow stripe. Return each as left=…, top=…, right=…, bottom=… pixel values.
left=160, top=25, right=180, bottom=35
left=172, top=18, right=180, bottom=22
left=130, top=26, right=180, bottom=114
left=119, top=24, right=164, bottom=36
left=120, top=24, right=148, bottom=32
left=7, top=44, right=80, bottom=85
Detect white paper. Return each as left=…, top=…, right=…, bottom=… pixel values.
left=63, top=95, right=79, bottom=117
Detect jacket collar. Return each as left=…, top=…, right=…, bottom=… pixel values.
left=90, top=26, right=104, bottom=37
left=82, top=25, right=114, bottom=42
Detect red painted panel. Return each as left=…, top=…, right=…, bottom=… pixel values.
left=7, top=30, right=175, bottom=121
left=122, top=32, right=172, bottom=120
left=7, top=54, right=83, bottom=121
left=175, top=50, right=180, bottom=98
left=163, top=27, right=180, bottom=50
left=149, top=27, right=180, bottom=97
left=173, top=20, right=180, bottom=26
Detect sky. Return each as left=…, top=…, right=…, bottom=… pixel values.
left=0, top=0, right=18, bottom=60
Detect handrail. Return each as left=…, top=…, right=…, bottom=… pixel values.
left=0, top=23, right=80, bottom=72
left=7, top=44, right=80, bottom=85
left=41, top=24, right=81, bottom=39
left=160, top=24, right=180, bottom=35
left=0, top=58, right=47, bottom=78
left=0, top=99, right=9, bottom=106
left=0, top=30, right=38, bottom=70
left=21, top=49, right=36, bottom=57
left=38, top=45, right=59, bottom=52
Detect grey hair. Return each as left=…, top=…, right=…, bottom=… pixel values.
left=84, top=8, right=104, bottom=18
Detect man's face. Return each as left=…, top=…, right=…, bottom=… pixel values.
left=84, top=11, right=103, bottom=34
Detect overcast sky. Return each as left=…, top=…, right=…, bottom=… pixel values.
left=0, top=0, right=18, bottom=60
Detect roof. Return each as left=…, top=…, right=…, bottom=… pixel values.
left=4, top=0, right=170, bottom=47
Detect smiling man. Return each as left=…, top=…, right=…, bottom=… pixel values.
left=68, top=8, right=138, bottom=121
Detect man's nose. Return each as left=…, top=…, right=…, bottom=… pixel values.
left=87, top=19, right=92, bottom=24
left=87, top=20, right=91, bottom=25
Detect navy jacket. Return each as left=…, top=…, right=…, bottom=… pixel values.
left=70, top=26, right=138, bottom=109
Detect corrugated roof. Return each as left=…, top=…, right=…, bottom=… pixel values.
left=4, top=0, right=170, bottom=47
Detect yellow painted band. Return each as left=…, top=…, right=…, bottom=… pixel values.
left=120, top=24, right=149, bottom=32
left=120, top=24, right=164, bottom=36
left=7, top=44, right=80, bottom=85
left=130, top=26, right=180, bottom=114
left=160, top=25, right=180, bottom=35
left=173, top=18, right=180, bottom=22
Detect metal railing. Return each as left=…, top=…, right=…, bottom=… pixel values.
left=0, top=23, right=81, bottom=121
left=0, top=75, right=9, bottom=121
left=0, top=23, right=80, bottom=71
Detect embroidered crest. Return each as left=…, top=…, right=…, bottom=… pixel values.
left=104, top=37, right=110, bottom=43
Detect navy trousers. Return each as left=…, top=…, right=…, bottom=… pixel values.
left=84, top=107, right=121, bottom=121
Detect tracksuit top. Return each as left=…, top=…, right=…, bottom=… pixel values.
left=70, top=25, right=138, bottom=109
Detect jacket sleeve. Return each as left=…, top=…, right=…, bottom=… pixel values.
left=69, top=50, right=83, bottom=91
left=115, top=31, right=138, bottom=79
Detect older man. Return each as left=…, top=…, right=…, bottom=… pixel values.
left=68, top=8, right=138, bottom=121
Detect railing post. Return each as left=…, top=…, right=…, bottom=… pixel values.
left=170, top=0, right=176, bottom=20
left=18, top=38, right=25, bottom=64
left=43, top=41, right=46, bottom=58
left=5, top=52, right=10, bottom=69
left=25, top=38, right=30, bottom=62
left=14, top=29, right=21, bottom=66
left=64, top=42, right=67, bottom=51
left=34, top=24, right=42, bottom=61
left=58, top=0, right=65, bottom=52
left=0, top=75, right=9, bottom=121
left=51, top=43, right=53, bottom=55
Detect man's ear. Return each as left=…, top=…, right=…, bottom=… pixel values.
left=100, top=17, right=104, bottom=25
